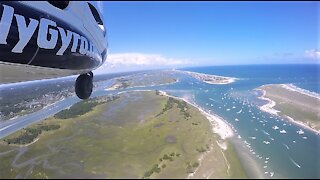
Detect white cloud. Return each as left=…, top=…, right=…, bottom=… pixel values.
left=94, top=53, right=195, bottom=74
left=305, top=49, right=320, bottom=59
left=106, top=53, right=192, bottom=66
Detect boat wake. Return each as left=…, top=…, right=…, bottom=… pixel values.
left=289, top=157, right=301, bottom=168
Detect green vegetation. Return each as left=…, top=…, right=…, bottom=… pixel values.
left=143, top=152, right=181, bottom=178
left=116, top=78, right=130, bottom=89
left=156, top=97, right=174, bottom=116
left=54, top=96, right=119, bottom=119
left=196, top=146, right=208, bottom=153
left=119, top=71, right=177, bottom=88
left=4, top=124, right=60, bottom=145
left=143, top=164, right=161, bottom=178
left=259, top=84, right=320, bottom=131
left=54, top=100, right=101, bottom=119
left=186, top=161, right=199, bottom=174
left=162, top=153, right=174, bottom=161
left=156, top=97, right=191, bottom=119
left=0, top=79, right=74, bottom=121
left=0, top=91, right=245, bottom=179
left=192, top=162, right=199, bottom=167
left=110, top=71, right=177, bottom=90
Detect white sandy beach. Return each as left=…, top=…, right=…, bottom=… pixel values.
left=158, top=90, right=234, bottom=140
left=204, top=78, right=236, bottom=85
left=284, top=115, right=320, bottom=135
left=105, top=82, right=123, bottom=91
left=174, top=69, right=238, bottom=85
left=155, top=90, right=235, bottom=179
left=256, top=85, right=320, bottom=135
left=280, top=84, right=320, bottom=100
left=120, top=89, right=235, bottom=140
left=116, top=89, right=236, bottom=178
left=256, top=88, right=280, bottom=116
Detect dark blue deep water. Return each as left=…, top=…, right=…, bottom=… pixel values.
left=183, top=64, right=319, bottom=93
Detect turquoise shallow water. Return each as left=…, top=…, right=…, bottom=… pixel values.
left=124, top=64, right=320, bottom=178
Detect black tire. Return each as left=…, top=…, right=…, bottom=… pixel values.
left=75, top=73, right=93, bottom=99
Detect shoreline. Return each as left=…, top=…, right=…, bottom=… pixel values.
left=280, top=83, right=320, bottom=100
left=125, top=78, right=179, bottom=89
left=105, top=78, right=179, bottom=91
left=174, top=69, right=238, bottom=85
left=284, top=115, right=320, bottom=135
left=155, top=90, right=240, bottom=179
left=256, top=85, right=320, bottom=135
left=157, top=90, right=234, bottom=140
left=105, top=82, right=122, bottom=91
left=204, top=78, right=236, bottom=85
left=117, top=89, right=234, bottom=141
left=230, top=138, right=268, bottom=179
left=114, top=89, right=237, bottom=178
left=255, top=88, right=280, bottom=116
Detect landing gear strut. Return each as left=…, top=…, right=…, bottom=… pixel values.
left=75, top=72, right=93, bottom=99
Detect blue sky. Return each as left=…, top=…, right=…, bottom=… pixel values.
left=95, top=1, right=319, bottom=73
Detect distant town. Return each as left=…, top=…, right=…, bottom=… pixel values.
left=175, top=70, right=237, bottom=84
left=0, top=78, right=75, bottom=121
left=0, top=71, right=136, bottom=121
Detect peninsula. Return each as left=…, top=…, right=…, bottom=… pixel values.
left=256, top=84, right=320, bottom=133
left=176, top=70, right=237, bottom=84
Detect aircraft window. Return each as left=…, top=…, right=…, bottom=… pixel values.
left=48, top=1, right=69, bottom=10
left=88, top=3, right=103, bottom=26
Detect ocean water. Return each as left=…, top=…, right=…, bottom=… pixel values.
left=183, top=64, right=319, bottom=93
left=129, top=64, right=319, bottom=178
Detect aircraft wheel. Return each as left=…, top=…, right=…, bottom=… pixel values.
left=75, top=72, right=93, bottom=99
